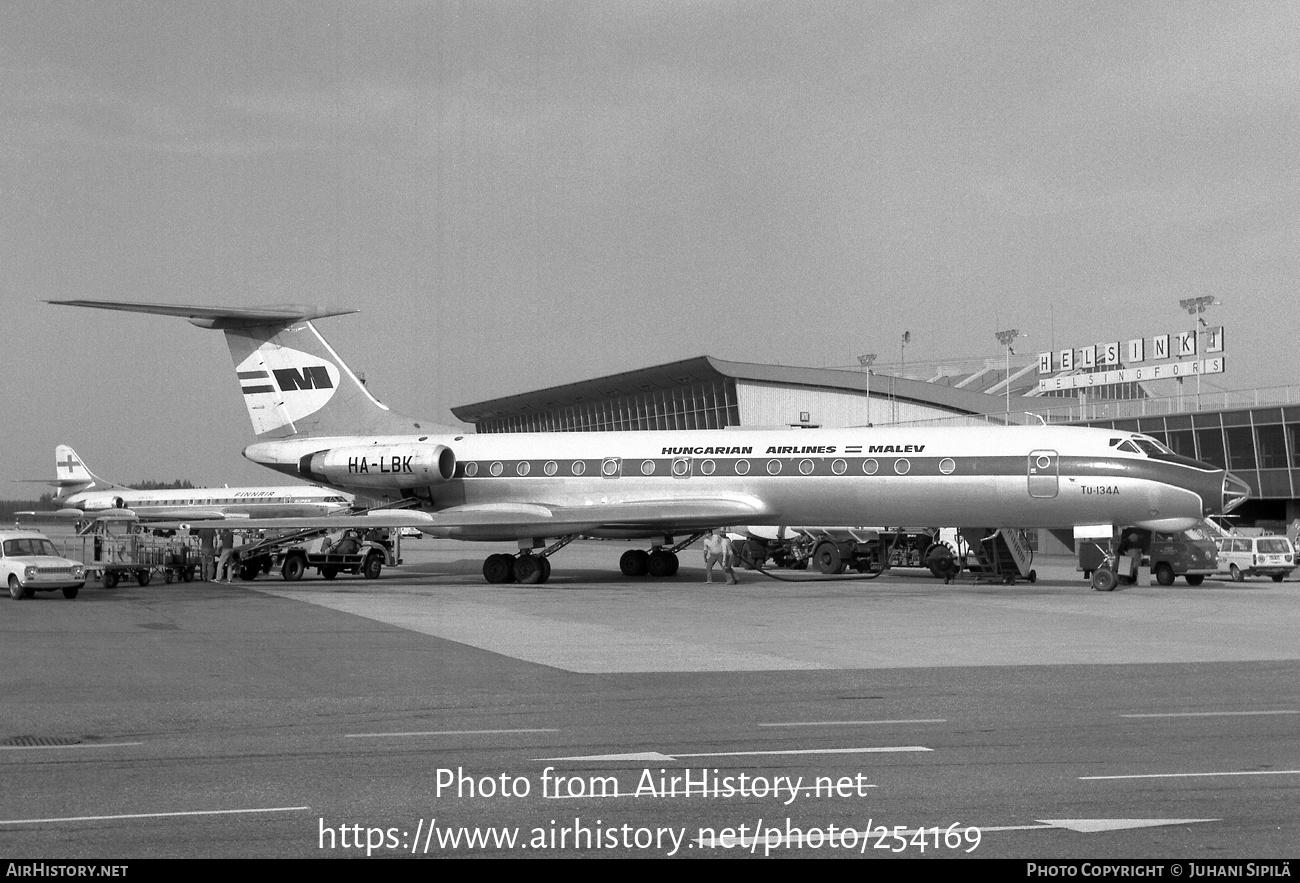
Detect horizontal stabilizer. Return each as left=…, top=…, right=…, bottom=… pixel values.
left=47, top=299, right=357, bottom=329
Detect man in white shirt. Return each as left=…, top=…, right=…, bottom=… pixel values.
left=703, top=529, right=738, bottom=585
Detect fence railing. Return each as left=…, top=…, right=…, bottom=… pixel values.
left=892, top=384, right=1300, bottom=428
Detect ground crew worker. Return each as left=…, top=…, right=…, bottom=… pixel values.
left=1116, top=532, right=1142, bottom=582
left=215, top=529, right=236, bottom=583
left=703, top=529, right=738, bottom=585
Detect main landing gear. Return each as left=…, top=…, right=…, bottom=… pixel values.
left=620, top=532, right=707, bottom=579
left=479, top=533, right=709, bottom=584
left=619, top=548, right=679, bottom=577
left=482, top=535, right=579, bottom=584
left=483, top=552, right=552, bottom=584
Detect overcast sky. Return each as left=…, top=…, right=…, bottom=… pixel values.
left=3, top=1, right=1297, bottom=491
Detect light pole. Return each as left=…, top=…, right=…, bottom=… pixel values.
left=1179, top=296, right=1220, bottom=409
left=896, top=332, right=910, bottom=424
left=857, top=354, right=876, bottom=425
left=995, top=329, right=1020, bottom=415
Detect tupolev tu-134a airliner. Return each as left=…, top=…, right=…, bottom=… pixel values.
left=50, top=300, right=1249, bottom=586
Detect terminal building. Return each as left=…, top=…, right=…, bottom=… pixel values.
left=453, top=348, right=1300, bottom=532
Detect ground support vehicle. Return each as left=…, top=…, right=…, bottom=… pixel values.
left=232, top=527, right=397, bottom=582
left=1215, top=534, right=1296, bottom=582
left=1077, top=524, right=1218, bottom=589
left=733, top=527, right=959, bottom=577
left=955, top=528, right=1037, bottom=584
left=2, top=529, right=87, bottom=599
left=732, top=527, right=884, bottom=574
left=68, top=523, right=198, bottom=588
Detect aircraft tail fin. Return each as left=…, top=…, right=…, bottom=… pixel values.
left=48, top=300, right=452, bottom=439
left=48, top=445, right=122, bottom=500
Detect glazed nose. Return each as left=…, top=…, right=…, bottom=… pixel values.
left=1221, top=472, right=1250, bottom=515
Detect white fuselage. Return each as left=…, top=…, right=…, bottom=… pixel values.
left=246, top=425, right=1230, bottom=536
left=61, top=485, right=353, bottom=520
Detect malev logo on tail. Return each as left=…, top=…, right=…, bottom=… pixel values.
left=237, top=345, right=341, bottom=434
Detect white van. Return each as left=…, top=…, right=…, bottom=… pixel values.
left=1216, top=535, right=1295, bottom=582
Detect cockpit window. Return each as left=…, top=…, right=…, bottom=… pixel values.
left=1132, top=437, right=1173, bottom=456
left=1116, top=440, right=1141, bottom=454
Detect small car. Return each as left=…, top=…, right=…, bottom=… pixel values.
left=1, top=530, right=87, bottom=599
left=1216, top=535, right=1296, bottom=582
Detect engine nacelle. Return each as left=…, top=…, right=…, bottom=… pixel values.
left=300, top=444, right=456, bottom=490
left=78, top=493, right=127, bottom=511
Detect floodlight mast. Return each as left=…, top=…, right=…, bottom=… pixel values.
left=857, top=353, right=877, bottom=425
left=995, top=329, right=1021, bottom=415
left=1177, top=297, right=1221, bottom=408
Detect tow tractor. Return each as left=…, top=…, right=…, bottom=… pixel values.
left=233, top=526, right=397, bottom=581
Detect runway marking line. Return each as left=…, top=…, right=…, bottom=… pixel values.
left=1118, top=710, right=1297, bottom=718
left=0, top=806, right=310, bottom=826
left=1082, top=769, right=1300, bottom=780
left=718, top=818, right=1218, bottom=848
left=758, top=719, right=947, bottom=727
left=0, top=742, right=144, bottom=751
left=345, top=728, right=559, bottom=738
left=537, top=747, right=932, bottom=761
left=674, top=747, right=931, bottom=758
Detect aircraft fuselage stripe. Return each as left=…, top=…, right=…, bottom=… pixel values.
left=451, top=455, right=1194, bottom=484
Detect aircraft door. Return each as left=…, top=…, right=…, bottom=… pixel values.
left=1028, top=450, right=1059, bottom=499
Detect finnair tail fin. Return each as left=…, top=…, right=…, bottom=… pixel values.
left=49, top=445, right=121, bottom=500
left=48, top=301, right=454, bottom=439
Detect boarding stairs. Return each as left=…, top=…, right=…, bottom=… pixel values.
left=958, top=527, right=1036, bottom=584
